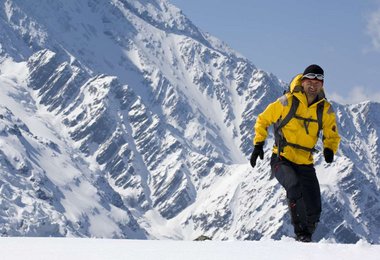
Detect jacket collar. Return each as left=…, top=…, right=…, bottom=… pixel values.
left=293, top=86, right=325, bottom=107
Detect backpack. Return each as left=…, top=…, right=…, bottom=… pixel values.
left=274, top=74, right=324, bottom=155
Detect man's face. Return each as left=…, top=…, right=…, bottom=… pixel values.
left=302, top=79, right=323, bottom=98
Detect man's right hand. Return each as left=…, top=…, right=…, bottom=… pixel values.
left=250, top=143, right=264, bottom=168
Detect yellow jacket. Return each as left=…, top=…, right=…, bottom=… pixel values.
left=253, top=76, right=341, bottom=165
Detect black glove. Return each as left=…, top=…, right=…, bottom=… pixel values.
left=323, top=148, right=334, bottom=163
left=250, top=143, right=264, bottom=168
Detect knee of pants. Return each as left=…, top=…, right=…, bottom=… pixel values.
left=306, top=207, right=322, bottom=222
left=286, top=185, right=302, bottom=201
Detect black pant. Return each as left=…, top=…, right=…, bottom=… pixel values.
left=270, top=154, right=321, bottom=235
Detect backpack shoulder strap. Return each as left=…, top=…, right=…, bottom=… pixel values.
left=277, top=95, right=299, bottom=130
left=316, top=101, right=324, bottom=135
left=274, top=95, right=299, bottom=157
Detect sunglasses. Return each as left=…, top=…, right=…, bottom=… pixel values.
left=302, top=73, right=324, bottom=80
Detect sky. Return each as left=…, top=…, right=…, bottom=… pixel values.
left=169, top=0, right=380, bottom=104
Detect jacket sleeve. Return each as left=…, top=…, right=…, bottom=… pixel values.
left=253, top=99, right=284, bottom=145
left=322, top=103, right=341, bottom=153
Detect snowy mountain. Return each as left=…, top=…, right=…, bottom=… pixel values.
left=0, top=0, right=379, bottom=243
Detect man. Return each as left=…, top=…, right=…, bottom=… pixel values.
left=250, top=64, right=340, bottom=242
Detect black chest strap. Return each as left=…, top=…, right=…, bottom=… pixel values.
left=274, top=96, right=324, bottom=156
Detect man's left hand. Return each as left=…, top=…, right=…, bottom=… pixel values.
left=323, top=148, right=334, bottom=163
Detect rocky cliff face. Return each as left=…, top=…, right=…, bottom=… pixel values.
left=0, top=0, right=379, bottom=243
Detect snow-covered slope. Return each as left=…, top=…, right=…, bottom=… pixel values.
left=1, top=237, right=379, bottom=260
left=0, top=0, right=379, bottom=243
left=0, top=58, right=145, bottom=238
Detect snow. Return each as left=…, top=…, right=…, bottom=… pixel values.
left=0, top=237, right=379, bottom=260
